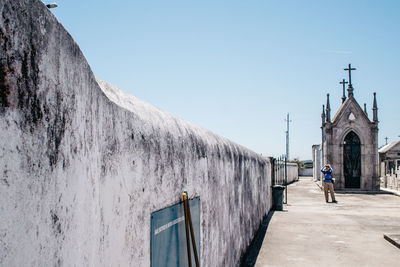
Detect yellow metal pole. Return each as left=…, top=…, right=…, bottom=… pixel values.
left=186, top=196, right=200, bottom=267
left=183, top=192, right=192, bottom=267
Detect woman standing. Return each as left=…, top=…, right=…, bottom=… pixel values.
left=321, top=164, right=337, bottom=203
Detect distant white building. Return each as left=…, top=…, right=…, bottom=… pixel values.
left=379, top=141, right=400, bottom=190
left=379, top=141, right=400, bottom=175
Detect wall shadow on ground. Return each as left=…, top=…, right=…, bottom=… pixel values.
left=239, top=210, right=275, bottom=267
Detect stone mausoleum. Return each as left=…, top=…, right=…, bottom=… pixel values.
left=320, top=65, right=379, bottom=191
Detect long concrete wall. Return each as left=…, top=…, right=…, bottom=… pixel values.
left=0, top=0, right=271, bottom=266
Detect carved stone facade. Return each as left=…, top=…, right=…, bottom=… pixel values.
left=321, top=85, right=379, bottom=191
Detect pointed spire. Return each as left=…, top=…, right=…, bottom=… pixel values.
left=340, top=79, right=348, bottom=103
left=364, top=103, right=368, bottom=117
left=321, top=104, right=326, bottom=125
left=326, top=93, right=331, bottom=122
left=342, top=87, right=346, bottom=103
left=373, top=92, right=378, bottom=122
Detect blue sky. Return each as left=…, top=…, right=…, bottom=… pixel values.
left=49, top=0, right=400, bottom=160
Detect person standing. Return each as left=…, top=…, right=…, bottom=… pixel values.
left=321, top=164, right=337, bottom=203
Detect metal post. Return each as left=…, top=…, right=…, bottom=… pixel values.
left=271, top=157, right=276, bottom=186
left=278, top=156, right=281, bottom=184
left=186, top=197, right=200, bottom=267
left=285, top=155, right=288, bottom=204
left=281, top=156, right=284, bottom=185
left=276, top=157, right=279, bottom=185
left=274, top=158, right=276, bottom=185
left=276, top=158, right=278, bottom=185
left=182, top=193, right=192, bottom=267
left=282, top=156, right=284, bottom=185
left=279, top=156, right=282, bottom=185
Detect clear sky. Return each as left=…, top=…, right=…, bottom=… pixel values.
left=48, top=0, right=400, bottom=160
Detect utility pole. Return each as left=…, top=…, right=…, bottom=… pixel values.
left=285, top=113, right=292, bottom=161
left=284, top=113, right=291, bottom=205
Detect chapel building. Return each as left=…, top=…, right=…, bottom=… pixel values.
left=321, top=65, right=379, bottom=191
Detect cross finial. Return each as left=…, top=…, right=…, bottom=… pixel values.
left=344, top=64, right=356, bottom=88
left=385, top=137, right=389, bottom=145
left=340, top=79, right=348, bottom=103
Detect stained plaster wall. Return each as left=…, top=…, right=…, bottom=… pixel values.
left=0, top=0, right=271, bottom=266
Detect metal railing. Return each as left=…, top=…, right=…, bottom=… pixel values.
left=272, top=155, right=288, bottom=204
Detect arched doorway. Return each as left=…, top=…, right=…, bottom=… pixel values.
left=343, top=131, right=361, bottom=188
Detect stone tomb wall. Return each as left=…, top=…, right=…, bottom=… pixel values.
left=0, top=0, right=271, bottom=266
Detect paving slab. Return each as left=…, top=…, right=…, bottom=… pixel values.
left=255, top=177, right=400, bottom=267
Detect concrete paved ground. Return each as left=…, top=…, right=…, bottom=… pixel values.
left=255, top=177, right=400, bottom=267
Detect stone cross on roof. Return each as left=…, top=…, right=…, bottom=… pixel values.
left=344, top=64, right=356, bottom=87
left=344, top=64, right=356, bottom=97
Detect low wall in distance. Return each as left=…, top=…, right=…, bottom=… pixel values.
left=299, top=168, right=313, bottom=177
left=0, top=1, right=271, bottom=266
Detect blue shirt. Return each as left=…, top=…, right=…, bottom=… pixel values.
left=321, top=167, right=333, bottom=183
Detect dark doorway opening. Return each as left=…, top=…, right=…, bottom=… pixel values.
left=343, top=131, right=361, bottom=188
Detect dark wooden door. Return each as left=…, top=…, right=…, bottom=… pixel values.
left=343, top=131, right=361, bottom=188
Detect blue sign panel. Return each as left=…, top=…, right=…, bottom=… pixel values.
left=151, top=197, right=200, bottom=267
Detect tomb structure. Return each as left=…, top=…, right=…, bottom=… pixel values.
left=320, top=65, right=379, bottom=190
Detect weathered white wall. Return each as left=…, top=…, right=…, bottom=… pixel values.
left=0, top=0, right=271, bottom=266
